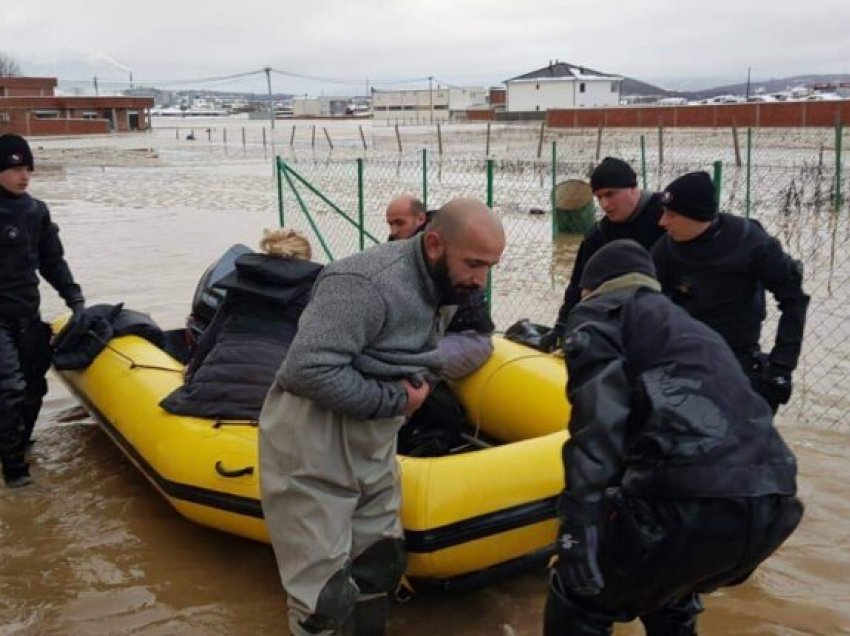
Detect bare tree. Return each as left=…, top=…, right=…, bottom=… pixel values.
left=0, top=52, right=22, bottom=77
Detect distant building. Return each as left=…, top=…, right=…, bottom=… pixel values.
left=0, top=76, right=153, bottom=136
left=371, top=86, right=488, bottom=123
left=292, top=96, right=349, bottom=117
left=504, top=61, right=622, bottom=112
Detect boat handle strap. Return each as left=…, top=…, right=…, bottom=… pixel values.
left=215, top=461, right=255, bottom=478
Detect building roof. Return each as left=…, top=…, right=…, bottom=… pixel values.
left=506, top=61, right=619, bottom=83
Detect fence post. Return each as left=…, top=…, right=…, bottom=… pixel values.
left=357, top=158, right=365, bottom=251
left=486, top=158, right=495, bottom=309
left=713, top=160, right=723, bottom=208
left=311, top=125, right=316, bottom=149
left=658, top=122, right=664, bottom=165
left=395, top=124, right=402, bottom=153
left=242, top=126, right=246, bottom=153
left=276, top=156, right=285, bottom=227
left=836, top=120, right=844, bottom=212
left=323, top=127, right=334, bottom=151
left=290, top=125, right=296, bottom=147
left=422, top=148, right=428, bottom=209
left=485, top=122, right=491, bottom=157
left=595, top=125, right=603, bottom=161
left=551, top=140, right=558, bottom=240
left=746, top=128, right=752, bottom=218
left=359, top=125, right=367, bottom=151
left=640, top=135, right=647, bottom=189
left=437, top=123, right=443, bottom=155
left=732, top=124, right=742, bottom=167
left=536, top=121, right=545, bottom=158
left=262, top=127, right=267, bottom=150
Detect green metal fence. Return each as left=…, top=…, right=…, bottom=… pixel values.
left=275, top=125, right=850, bottom=429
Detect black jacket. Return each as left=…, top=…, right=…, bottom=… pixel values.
left=0, top=188, right=83, bottom=319
left=160, top=254, right=322, bottom=420
left=556, top=192, right=664, bottom=324
left=652, top=213, right=809, bottom=370
left=561, top=281, right=797, bottom=516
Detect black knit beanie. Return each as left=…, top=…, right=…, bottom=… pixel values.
left=590, top=157, right=637, bottom=191
left=0, top=134, right=34, bottom=172
left=580, top=239, right=657, bottom=291
left=660, top=171, right=717, bottom=221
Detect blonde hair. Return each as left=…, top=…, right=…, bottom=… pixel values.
left=259, top=228, right=312, bottom=260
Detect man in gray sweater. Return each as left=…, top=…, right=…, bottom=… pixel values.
left=259, top=198, right=505, bottom=636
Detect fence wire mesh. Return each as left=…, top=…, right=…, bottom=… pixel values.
left=275, top=124, right=849, bottom=429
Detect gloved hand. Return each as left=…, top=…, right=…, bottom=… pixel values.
left=67, top=301, right=86, bottom=332
left=756, top=364, right=793, bottom=413
left=538, top=323, right=566, bottom=353
left=552, top=493, right=605, bottom=597
left=553, top=522, right=604, bottom=597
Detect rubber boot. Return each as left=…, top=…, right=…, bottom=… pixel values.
left=543, top=588, right=613, bottom=636
left=339, top=594, right=388, bottom=636
left=641, top=593, right=702, bottom=636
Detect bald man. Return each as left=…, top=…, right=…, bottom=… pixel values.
left=260, top=198, right=505, bottom=636
left=385, top=193, right=428, bottom=242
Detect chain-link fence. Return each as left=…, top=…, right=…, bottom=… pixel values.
left=274, top=124, right=849, bottom=430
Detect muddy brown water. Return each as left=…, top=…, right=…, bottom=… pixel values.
left=1, top=125, right=848, bottom=635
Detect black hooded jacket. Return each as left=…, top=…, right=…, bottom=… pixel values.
left=0, top=188, right=83, bottom=318
left=160, top=254, right=322, bottom=420
left=556, top=192, right=664, bottom=324
left=652, top=213, right=809, bottom=370
left=561, top=282, right=797, bottom=515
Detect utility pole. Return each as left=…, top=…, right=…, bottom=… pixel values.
left=93, top=76, right=99, bottom=96
left=129, top=71, right=133, bottom=90
left=746, top=66, right=752, bottom=101
left=428, top=76, right=434, bottom=124
left=264, top=66, right=275, bottom=129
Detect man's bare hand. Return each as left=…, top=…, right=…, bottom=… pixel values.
left=401, top=378, right=430, bottom=416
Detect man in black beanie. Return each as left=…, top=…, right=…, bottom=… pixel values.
left=539, top=157, right=664, bottom=351
left=0, top=134, right=85, bottom=488
left=544, top=239, right=803, bottom=636
left=652, top=171, right=809, bottom=413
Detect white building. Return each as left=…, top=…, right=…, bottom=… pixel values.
left=292, top=96, right=349, bottom=117
left=505, top=61, right=622, bottom=112
left=371, top=86, right=488, bottom=123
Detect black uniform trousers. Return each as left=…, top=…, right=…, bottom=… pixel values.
left=544, top=492, right=803, bottom=636
left=0, top=317, right=52, bottom=482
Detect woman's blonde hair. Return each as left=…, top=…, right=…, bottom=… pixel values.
left=259, top=228, right=312, bottom=260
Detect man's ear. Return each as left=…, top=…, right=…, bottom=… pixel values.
left=422, top=230, right=444, bottom=262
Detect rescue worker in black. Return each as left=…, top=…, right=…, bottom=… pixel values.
left=539, top=157, right=665, bottom=352
left=652, top=171, right=810, bottom=413
left=544, top=239, right=803, bottom=636
left=0, top=134, right=85, bottom=488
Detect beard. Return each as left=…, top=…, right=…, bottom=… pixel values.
left=428, top=254, right=480, bottom=305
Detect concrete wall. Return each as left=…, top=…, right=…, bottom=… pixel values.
left=547, top=100, right=850, bottom=128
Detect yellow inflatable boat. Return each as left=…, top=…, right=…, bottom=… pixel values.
left=55, top=327, right=570, bottom=590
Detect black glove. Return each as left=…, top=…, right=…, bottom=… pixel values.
left=553, top=522, right=604, bottom=597
left=552, top=493, right=605, bottom=597
left=538, top=323, right=566, bottom=353
left=753, top=354, right=793, bottom=413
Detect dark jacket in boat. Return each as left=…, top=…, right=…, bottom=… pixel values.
left=160, top=254, right=322, bottom=421
left=561, top=277, right=798, bottom=513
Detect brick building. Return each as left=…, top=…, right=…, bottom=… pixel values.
left=0, top=76, right=154, bottom=136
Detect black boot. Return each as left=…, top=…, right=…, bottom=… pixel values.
left=3, top=454, right=32, bottom=488
left=641, top=594, right=702, bottom=636
left=340, top=595, right=388, bottom=636
left=543, top=587, right=613, bottom=636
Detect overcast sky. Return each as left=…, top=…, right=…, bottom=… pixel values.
left=3, top=0, right=850, bottom=94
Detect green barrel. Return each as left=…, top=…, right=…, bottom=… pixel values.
left=554, top=179, right=596, bottom=234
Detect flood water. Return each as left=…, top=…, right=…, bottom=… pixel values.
left=2, top=122, right=848, bottom=635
